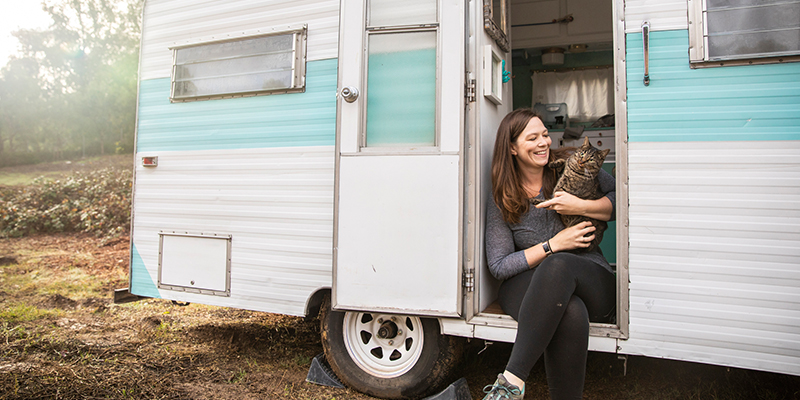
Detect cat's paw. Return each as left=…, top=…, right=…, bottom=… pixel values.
left=548, top=159, right=566, bottom=170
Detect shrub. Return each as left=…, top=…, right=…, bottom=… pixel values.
left=0, top=168, right=131, bottom=238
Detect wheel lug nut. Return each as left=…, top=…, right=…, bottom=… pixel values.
left=378, top=318, right=383, bottom=323
left=391, top=316, right=397, bottom=322
left=388, top=340, right=393, bottom=345
left=398, top=329, right=402, bottom=335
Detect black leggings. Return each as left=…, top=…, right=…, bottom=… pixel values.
left=498, top=253, right=616, bottom=400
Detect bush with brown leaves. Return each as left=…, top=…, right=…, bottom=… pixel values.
left=0, top=168, right=131, bottom=238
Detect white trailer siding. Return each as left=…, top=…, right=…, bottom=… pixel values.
left=622, top=141, right=800, bottom=375
left=130, top=0, right=340, bottom=316
left=624, top=0, right=687, bottom=33
left=139, top=0, right=339, bottom=80
left=131, top=147, right=334, bottom=315
left=622, top=24, right=800, bottom=375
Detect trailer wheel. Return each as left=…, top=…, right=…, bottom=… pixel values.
left=320, top=296, right=462, bottom=399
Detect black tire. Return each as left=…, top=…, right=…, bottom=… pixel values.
left=319, top=295, right=463, bottom=399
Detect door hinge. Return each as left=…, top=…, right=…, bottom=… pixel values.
left=465, top=78, right=476, bottom=103
left=463, top=270, right=474, bottom=292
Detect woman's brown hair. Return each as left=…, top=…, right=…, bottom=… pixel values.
left=491, top=108, right=571, bottom=224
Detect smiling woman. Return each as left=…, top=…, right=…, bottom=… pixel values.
left=482, top=108, right=617, bottom=399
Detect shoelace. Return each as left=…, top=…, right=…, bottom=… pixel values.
left=482, top=382, right=522, bottom=399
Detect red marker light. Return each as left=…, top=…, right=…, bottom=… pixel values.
left=142, top=156, right=158, bottom=167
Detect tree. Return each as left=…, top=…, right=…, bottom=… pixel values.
left=0, top=0, right=142, bottom=166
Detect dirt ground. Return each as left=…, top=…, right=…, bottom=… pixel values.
left=1, top=233, right=799, bottom=400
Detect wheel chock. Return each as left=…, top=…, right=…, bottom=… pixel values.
left=305, top=353, right=345, bottom=389
left=423, top=377, right=472, bottom=400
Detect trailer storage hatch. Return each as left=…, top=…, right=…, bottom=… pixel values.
left=158, top=233, right=232, bottom=296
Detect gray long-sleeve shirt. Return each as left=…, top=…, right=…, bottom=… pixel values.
left=485, top=169, right=616, bottom=281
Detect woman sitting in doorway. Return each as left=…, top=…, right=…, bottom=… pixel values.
left=482, top=108, right=616, bottom=400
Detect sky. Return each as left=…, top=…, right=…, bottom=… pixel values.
left=0, top=0, right=52, bottom=67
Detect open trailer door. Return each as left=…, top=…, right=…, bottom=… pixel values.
left=333, top=0, right=465, bottom=317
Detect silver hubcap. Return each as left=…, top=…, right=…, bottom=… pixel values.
left=342, top=312, right=424, bottom=378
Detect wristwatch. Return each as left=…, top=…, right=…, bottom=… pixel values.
left=542, top=241, right=553, bottom=256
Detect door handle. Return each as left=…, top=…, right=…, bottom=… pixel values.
left=340, top=86, right=359, bottom=103
left=642, top=21, right=650, bottom=86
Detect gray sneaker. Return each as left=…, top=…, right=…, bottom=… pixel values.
left=482, top=373, right=524, bottom=400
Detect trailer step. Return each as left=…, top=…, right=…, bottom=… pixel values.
left=113, top=288, right=144, bottom=304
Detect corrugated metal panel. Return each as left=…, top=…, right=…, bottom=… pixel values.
left=624, top=0, right=687, bottom=33
left=620, top=140, right=800, bottom=376
left=140, top=0, right=339, bottom=80
left=626, top=30, right=800, bottom=142
left=136, top=58, right=337, bottom=152
left=130, top=146, right=334, bottom=316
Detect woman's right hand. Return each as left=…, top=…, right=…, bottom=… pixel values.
left=550, top=221, right=596, bottom=252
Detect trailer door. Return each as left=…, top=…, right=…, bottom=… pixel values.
left=333, top=0, right=464, bottom=316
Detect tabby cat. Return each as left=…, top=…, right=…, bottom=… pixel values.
left=533, top=137, right=610, bottom=252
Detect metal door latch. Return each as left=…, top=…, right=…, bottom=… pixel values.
left=340, top=86, right=359, bottom=103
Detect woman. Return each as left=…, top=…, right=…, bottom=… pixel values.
left=482, top=108, right=616, bottom=400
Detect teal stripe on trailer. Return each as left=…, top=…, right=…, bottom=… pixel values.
left=136, top=58, right=338, bottom=152
left=130, top=244, right=160, bottom=298
left=626, top=30, right=800, bottom=142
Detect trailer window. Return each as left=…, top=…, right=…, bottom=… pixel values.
left=688, top=0, right=800, bottom=67
left=363, top=0, right=438, bottom=147
left=170, top=27, right=307, bottom=102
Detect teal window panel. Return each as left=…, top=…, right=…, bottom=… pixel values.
left=626, top=30, right=800, bottom=142
left=365, top=32, right=437, bottom=147
left=136, top=58, right=338, bottom=152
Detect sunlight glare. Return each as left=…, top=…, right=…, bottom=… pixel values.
left=0, top=0, right=52, bottom=67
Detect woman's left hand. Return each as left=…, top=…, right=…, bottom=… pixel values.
left=535, top=191, right=585, bottom=216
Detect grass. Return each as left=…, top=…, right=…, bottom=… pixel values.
left=0, top=172, right=59, bottom=186
left=0, top=304, right=60, bottom=323
left=0, top=246, right=122, bottom=299
left=0, top=154, right=133, bottom=186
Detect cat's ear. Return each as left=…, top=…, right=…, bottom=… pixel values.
left=581, top=137, right=591, bottom=149
left=600, top=148, right=610, bottom=160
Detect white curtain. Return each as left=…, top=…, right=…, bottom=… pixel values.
left=531, top=68, right=613, bottom=123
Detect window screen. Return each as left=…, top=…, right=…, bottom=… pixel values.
left=689, top=0, right=800, bottom=65
left=170, top=27, right=307, bottom=102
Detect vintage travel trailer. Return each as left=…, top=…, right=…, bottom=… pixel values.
left=122, top=0, right=800, bottom=398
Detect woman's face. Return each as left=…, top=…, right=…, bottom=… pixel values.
left=510, top=117, right=551, bottom=170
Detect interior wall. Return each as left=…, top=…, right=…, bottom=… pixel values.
left=510, top=0, right=613, bottom=49
left=508, top=0, right=614, bottom=110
